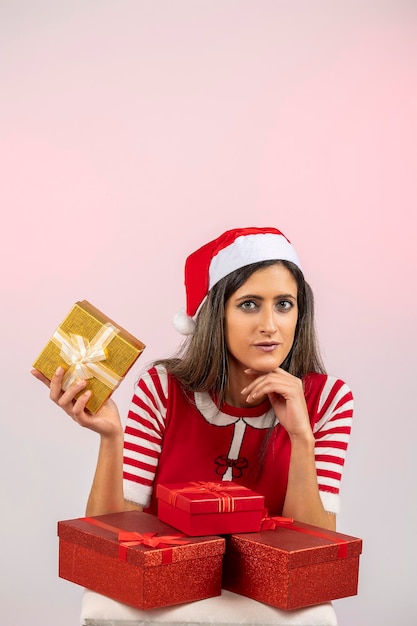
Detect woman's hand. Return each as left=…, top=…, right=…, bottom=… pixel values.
left=31, top=366, right=123, bottom=438
left=241, top=367, right=313, bottom=441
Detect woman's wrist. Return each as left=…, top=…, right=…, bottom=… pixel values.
left=288, top=429, right=315, bottom=449
left=100, top=427, right=124, bottom=445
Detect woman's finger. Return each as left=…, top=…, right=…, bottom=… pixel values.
left=241, top=371, right=299, bottom=402
left=241, top=372, right=274, bottom=395
left=48, top=366, right=66, bottom=401
left=31, top=369, right=52, bottom=387
left=56, top=379, right=87, bottom=409
left=70, top=390, right=92, bottom=425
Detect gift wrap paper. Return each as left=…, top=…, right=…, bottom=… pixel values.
left=58, top=511, right=225, bottom=610
left=33, top=300, right=145, bottom=413
left=157, top=481, right=265, bottom=536
left=222, top=519, right=362, bottom=610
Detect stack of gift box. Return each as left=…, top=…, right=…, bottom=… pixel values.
left=58, top=480, right=362, bottom=611
left=33, top=301, right=362, bottom=612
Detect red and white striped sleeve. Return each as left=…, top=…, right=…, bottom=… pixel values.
left=313, top=376, right=354, bottom=514
left=122, top=365, right=169, bottom=507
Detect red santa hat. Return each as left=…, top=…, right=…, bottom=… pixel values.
left=174, top=226, right=302, bottom=335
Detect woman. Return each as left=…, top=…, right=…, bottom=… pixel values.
left=33, top=226, right=353, bottom=533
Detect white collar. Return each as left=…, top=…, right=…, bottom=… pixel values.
left=194, top=391, right=278, bottom=429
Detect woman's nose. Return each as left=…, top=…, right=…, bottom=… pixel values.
left=259, top=308, right=277, bottom=334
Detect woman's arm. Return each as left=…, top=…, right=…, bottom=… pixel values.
left=85, top=429, right=144, bottom=516
left=242, top=368, right=336, bottom=530
left=281, top=431, right=336, bottom=530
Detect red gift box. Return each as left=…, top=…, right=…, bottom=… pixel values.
left=58, top=511, right=225, bottom=609
left=222, top=516, right=362, bottom=610
left=156, top=481, right=265, bottom=536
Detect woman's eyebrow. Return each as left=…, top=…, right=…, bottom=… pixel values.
left=234, top=293, right=297, bottom=301
left=276, top=293, right=297, bottom=301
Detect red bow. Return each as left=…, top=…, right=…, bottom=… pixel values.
left=82, top=516, right=188, bottom=563
left=117, top=530, right=189, bottom=562
left=261, top=514, right=294, bottom=530
left=117, top=531, right=188, bottom=548
left=259, top=510, right=349, bottom=559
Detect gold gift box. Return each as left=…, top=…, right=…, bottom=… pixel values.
left=33, top=300, right=145, bottom=413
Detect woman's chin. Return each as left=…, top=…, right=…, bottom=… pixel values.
left=247, top=355, right=283, bottom=373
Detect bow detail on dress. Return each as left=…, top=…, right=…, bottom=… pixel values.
left=215, top=455, right=248, bottom=478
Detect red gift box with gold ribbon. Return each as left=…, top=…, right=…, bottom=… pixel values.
left=222, top=515, right=362, bottom=610
left=156, top=481, right=265, bottom=536
left=58, top=511, right=225, bottom=609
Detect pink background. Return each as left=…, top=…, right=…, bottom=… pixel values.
left=1, top=2, right=416, bottom=624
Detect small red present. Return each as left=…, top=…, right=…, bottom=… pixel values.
left=58, top=510, right=225, bottom=609
left=222, top=516, right=362, bottom=610
left=156, top=481, right=265, bottom=536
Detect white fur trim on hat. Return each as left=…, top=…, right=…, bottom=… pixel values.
left=209, top=232, right=301, bottom=289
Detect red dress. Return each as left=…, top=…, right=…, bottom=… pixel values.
left=123, top=365, right=353, bottom=515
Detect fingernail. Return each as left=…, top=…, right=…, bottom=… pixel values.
left=241, top=387, right=247, bottom=394
left=83, top=390, right=91, bottom=397
left=55, top=366, right=64, bottom=375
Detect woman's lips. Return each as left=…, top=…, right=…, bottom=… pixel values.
left=254, top=343, right=279, bottom=352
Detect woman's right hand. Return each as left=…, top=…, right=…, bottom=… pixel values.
left=31, top=366, right=123, bottom=438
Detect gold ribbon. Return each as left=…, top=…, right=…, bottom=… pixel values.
left=51, top=323, right=122, bottom=391
left=168, top=481, right=245, bottom=513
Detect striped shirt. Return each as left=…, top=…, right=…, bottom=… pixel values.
left=123, top=365, right=353, bottom=515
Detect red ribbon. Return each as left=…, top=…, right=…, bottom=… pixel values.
left=168, top=481, right=245, bottom=513
left=260, top=513, right=349, bottom=559
left=82, top=516, right=188, bottom=563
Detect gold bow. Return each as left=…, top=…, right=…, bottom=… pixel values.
left=51, top=323, right=122, bottom=391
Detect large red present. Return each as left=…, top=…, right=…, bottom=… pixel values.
left=222, top=516, right=362, bottom=610
left=58, top=511, right=225, bottom=609
left=156, top=481, right=265, bottom=536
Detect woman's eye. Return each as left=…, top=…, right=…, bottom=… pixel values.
left=239, top=300, right=257, bottom=311
left=277, top=300, right=293, bottom=311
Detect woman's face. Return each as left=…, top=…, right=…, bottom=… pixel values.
left=224, top=263, right=298, bottom=376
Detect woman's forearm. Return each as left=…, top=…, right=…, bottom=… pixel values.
left=281, top=434, right=336, bottom=530
left=85, top=432, right=126, bottom=516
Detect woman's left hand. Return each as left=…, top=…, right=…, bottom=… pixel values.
left=241, top=368, right=312, bottom=440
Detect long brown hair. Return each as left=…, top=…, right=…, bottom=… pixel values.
left=156, top=260, right=326, bottom=404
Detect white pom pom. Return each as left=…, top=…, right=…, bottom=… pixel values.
left=173, top=309, right=196, bottom=335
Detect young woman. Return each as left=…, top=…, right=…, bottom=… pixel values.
left=33, top=227, right=353, bottom=532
